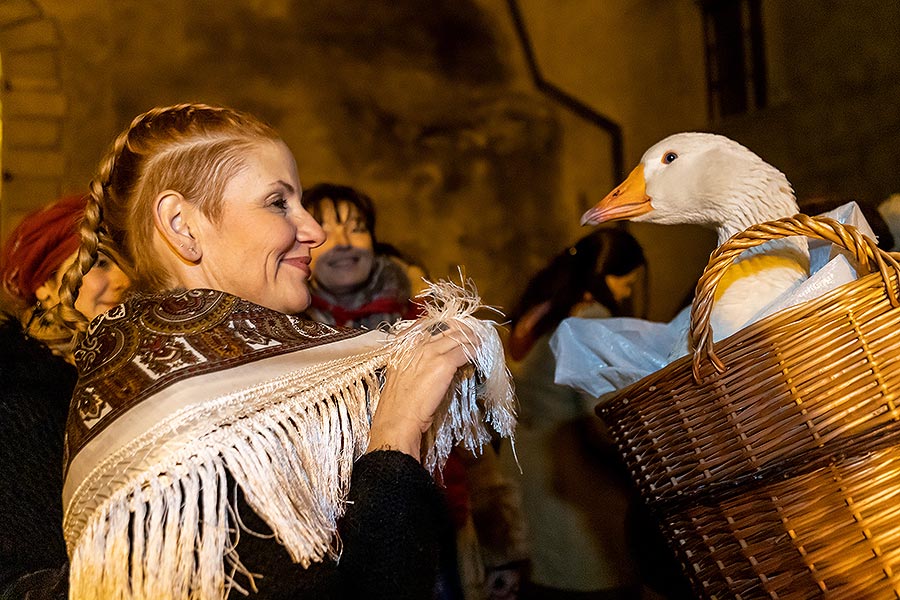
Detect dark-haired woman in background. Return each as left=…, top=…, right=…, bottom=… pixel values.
left=304, top=182, right=530, bottom=600
left=503, top=228, right=649, bottom=600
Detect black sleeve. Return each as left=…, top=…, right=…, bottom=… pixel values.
left=0, top=566, right=69, bottom=600
left=229, top=450, right=456, bottom=599
left=0, top=321, right=74, bottom=599
left=337, top=450, right=456, bottom=600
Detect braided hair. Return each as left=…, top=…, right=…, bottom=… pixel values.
left=57, top=104, right=280, bottom=337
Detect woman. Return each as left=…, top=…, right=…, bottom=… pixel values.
left=507, top=228, right=646, bottom=363
left=56, top=104, right=514, bottom=600
left=503, top=228, right=648, bottom=599
left=304, top=182, right=530, bottom=600
left=303, top=182, right=425, bottom=330
left=0, top=194, right=129, bottom=598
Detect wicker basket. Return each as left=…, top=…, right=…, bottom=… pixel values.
left=597, top=214, right=900, bottom=599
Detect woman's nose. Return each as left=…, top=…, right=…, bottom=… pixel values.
left=110, top=266, right=130, bottom=291
left=331, top=224, right=350, bottom=246
left=294, top=211, right=326, bottom=247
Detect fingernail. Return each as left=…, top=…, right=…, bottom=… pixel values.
left=429, top=322, right=449, bottom=335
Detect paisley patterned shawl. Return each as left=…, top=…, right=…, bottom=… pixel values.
left=61, top=284, right=517, bottom=600
left=66, top=288, right=365, bottom=459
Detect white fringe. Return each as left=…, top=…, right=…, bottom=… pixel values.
left=387, top=275, right=517, bottom=472
left=69, top=456, right=231, bottom=600
left=67, top=278, right=516, bottom=600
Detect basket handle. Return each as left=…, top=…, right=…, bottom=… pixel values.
left=689, top=213, right=900, bottom=382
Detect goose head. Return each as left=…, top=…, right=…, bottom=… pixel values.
left=582, top=132, right=799, bottom=245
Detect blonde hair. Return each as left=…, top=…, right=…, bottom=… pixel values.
left=57, top=103, right=280, bottom=336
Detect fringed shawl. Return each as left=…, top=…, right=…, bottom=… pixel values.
left=62, top=282, right=515, bottom=600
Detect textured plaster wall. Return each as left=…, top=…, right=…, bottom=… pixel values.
left=13, top=0, right=573, bottom=316
left=4, top=0, right=716, bottom=320
left=718, top=0, right=900, bottom=211
left=514, top=0, right=716, bottom=320
left=4, top=0, right=898, bottom=322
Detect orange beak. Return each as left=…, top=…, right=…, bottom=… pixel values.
left=581, top=164, right=653, bottom=225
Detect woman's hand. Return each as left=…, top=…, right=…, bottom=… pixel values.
left=367, top=322, right=476, bottom=460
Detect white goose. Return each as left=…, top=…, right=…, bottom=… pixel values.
left=582, top=132, right=809, bottom=347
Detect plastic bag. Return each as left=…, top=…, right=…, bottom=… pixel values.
left=552, top=202, right=876, bottom=400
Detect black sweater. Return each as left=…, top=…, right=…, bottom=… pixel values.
left=235, top=450, right=457, bottom=599
left=0, top=317, right=74, bottom=598
left=0, top=318, right=454, bottom=599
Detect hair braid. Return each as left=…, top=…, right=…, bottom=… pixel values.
left=57, top=102, right=281, bottom=345
left=56, top=122, right=133, bottom=340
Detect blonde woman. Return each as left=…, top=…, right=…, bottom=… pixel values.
left=57, top=104, right=514, bottom=599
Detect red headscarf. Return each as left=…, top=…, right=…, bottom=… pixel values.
left=0, top=194, right=87, bottom=305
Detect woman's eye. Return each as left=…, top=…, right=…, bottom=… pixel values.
left=663, top=152, right=678, bottom=164
left=270, top=197, right=288, bottom=210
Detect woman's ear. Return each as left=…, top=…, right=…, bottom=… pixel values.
left=154, top=191, right=201, bottom=262
left=34, top=280, right=58, bottom=307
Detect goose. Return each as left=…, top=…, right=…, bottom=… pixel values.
left=581, top=132, right=809, bottom=346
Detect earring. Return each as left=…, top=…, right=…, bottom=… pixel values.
left=24, top=299, right=45, bottom=332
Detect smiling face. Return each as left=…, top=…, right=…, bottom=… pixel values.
left=37, top=252, right=130, bottom=320
left=309, top=199, right=376, bottom=295
left=188, top=140, right=326, bottom=314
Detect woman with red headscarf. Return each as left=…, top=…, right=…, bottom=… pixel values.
left=0, top=195, right=130, bottom=599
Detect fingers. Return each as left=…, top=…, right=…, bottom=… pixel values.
left=368, top=323, right=483, bottom=459
left=428, top=334, right=475, bottom=363
left=428, top=322, right=478, bottom=360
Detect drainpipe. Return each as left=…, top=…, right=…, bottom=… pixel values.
left=506, top=0, right=625, bottom=182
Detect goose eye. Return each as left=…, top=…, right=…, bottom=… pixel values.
left=662, top=152, right=678, bottom=164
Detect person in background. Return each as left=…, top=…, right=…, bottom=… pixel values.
left=55, top=104, right=513, bottom=600
left=503, top=227, right=661, bottom=600
left=303, top=183, right=426, bottom=329
left=304, top=182, right=530, bottom=600
left=0, top=194, right=130, bottom=599
left=507, top=228, right=646, bottom=363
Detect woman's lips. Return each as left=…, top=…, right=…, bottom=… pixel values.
left=282, top=256, right=312, bottom=276
left=326, top=255, right=360, bottom=269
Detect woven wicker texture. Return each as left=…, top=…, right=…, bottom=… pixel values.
left=598, top=215, right=900, bottom=599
